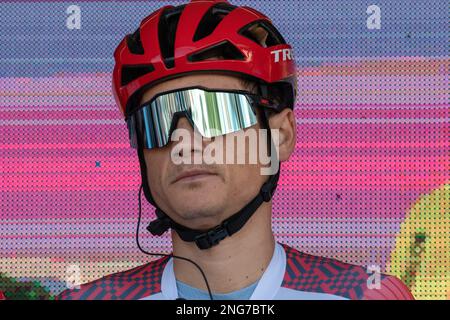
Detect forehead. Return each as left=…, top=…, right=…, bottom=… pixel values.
left=139, top=73, right=248, bottom=104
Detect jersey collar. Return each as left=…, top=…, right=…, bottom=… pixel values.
left=160, top=241, right=286, bottom=300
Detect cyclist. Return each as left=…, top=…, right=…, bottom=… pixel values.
left=58, top=0, right=414, bottom=300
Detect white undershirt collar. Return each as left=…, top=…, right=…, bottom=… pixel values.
left=160, top=242, right=286, bottom=300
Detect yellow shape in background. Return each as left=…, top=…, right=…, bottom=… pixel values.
left=388, top=183, right=449, bottom=300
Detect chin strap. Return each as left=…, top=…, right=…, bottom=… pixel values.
left=145, top=168, right=280, bottom=249
left=137, top=109, right=279, bottom=250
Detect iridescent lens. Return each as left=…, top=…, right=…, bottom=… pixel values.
left=127, top=88, right=258, bottom=149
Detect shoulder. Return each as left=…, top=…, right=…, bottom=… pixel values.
left=56, top=256, right=170, bottom=300
left=279, top=243, right=414, bottom=300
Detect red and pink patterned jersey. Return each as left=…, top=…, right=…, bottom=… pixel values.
left=57, top=242, right=414, bottom=300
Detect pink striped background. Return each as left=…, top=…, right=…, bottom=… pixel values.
left=1, top=57, right=449, bottom=295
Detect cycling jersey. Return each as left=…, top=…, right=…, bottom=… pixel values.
left=57, top=242, right=414, bottom=300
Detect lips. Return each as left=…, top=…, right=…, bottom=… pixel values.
left=172, top=169, right=217, bottom=184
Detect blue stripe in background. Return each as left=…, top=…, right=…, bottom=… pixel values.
left=0, top=0, right=448, bottom=77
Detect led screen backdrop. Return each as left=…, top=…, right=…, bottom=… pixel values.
left=1, top=0, right=448, bottom=299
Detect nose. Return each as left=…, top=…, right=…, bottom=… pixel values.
left=172, top=115, right=195, bottom=133
left=170, top=115, right=207, bottom=159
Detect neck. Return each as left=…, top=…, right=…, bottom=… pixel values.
left=171, top=201, right=275, bottom=294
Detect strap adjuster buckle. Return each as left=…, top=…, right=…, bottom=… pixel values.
left=147, top=217, right=170, bottom=236
left=194, top=222, right=229, bottom=250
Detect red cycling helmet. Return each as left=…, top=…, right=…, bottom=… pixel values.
left=112, top=0, right=297, bottom=119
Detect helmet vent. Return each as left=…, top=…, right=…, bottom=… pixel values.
left=239, top=20, right=286, bottom=47
left=188, top=40, right=245, bottom=62
left=121, top=64, right=155, bottom=86
left=126, top=29, right=144, bottom=55
left=193, top=2, right=236, bottom=42
left=158, top=6, right=186, bottom=69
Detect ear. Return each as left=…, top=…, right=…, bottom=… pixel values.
left=268, top=108, right=297, bottom=162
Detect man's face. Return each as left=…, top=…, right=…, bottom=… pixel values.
left=139, top=74, right=275, bottom=230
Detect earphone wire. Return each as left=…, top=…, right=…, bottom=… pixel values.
left=135, top=184, right=214, bottom=300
